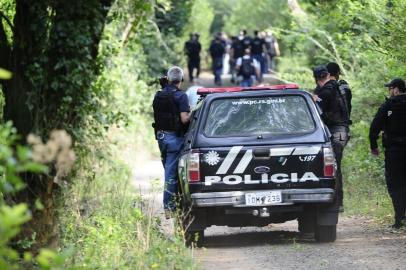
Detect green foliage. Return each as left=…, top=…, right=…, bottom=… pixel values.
left=60, top=129, right=196, bottom=269
left=223, top=0, right=292, bottom=34
left=0, top=67, right=11, bottom=79
left=182, top=0, right=214, bottom=50
left=207, top=0, right=235, bottom=34
left=0, top=122, right=48, bottom=196
left=155, top=0, right=193, bottom=37
left=342, top=121, right=392, bottom=222
left=0, top=204, right=31, bottom=269
left=138, top=0, right=194, bottom=76
left=0, top=122, right=68, bottom=270
left=0, top=0, right=15, bottom=44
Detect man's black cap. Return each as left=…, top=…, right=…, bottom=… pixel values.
left=313, top=65, right=329, bottom=79
left=384, top=78, right=406, bottom=90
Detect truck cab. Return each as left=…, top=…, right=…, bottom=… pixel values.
left=178, top=84, right=339, bottom=245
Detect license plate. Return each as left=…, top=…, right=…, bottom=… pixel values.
left=245, top=191, right=282, bottom=206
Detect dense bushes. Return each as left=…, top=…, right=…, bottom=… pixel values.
left=59, top=128, right=197, bottom=269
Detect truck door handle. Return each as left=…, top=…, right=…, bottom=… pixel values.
left=253, top=148, right=271, bottom=160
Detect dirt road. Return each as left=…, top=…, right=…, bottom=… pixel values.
left=133, top=160, right=406, bottom=270
left=133, top=73, right=406, bottom=270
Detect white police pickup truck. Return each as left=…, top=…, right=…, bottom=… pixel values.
left=178, top=84, right=338, bottom=246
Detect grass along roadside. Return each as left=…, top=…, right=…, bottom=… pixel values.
left=342, top=120, right=393, bottom=225
left=58, top=124, right=198, bottom=269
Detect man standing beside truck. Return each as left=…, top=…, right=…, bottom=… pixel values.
left=152, top=66, right=190, bottom=219
left=313, top=65, right=350, bottom=212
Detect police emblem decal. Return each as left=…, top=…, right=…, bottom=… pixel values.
left=204, top=151, right=221, bottom=166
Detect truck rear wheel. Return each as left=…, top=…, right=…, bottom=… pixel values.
left=315, top=225, right=336, bottom=242
left=185, top=229, right=204, bottom=247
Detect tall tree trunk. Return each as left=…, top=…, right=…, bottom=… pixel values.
left=2, top=0, right=113, bottom=251
left=2, top=1, right=49, bottom=138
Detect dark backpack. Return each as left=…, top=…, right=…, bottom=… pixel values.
left=152, top=90, right=181, bottom=134
left=336, top=80, right=352, bottom=125
left=240, top=58, right=255, bottom=79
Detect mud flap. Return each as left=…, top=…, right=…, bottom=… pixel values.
left=316, top=201, right=339, bottom=226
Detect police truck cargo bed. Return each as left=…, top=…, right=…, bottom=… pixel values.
left=178, top=85, right=339, bottom=245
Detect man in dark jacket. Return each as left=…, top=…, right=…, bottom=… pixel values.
left=313, top=65, right=350, bottom=212
left=230, top=36, right=244, bottom=84
left=184, top=33, right=201, bottom=83
left=251, top=30, right=266, bottom=81
left=209, top=35, right=225, bottom=86
left=369, top=78, right=406, bottom=229
left=326, top=62, right=352, bottom=120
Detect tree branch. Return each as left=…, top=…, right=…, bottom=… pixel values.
left=0, top=11, right=13, bottom=30
left=0, top=16, right=12, bottom=71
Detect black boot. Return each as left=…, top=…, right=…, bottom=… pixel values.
left=391, top=220, right=401, bottom=229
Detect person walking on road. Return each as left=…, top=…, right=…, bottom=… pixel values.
left=230, top=35, right=244, bottom=84
left=369, top=78, right=406, bottom=229
left=264, top=30, right=280, bottom=72
left=251, top=30, right=267, bottom=82
left=236, top=48, right=260, bottom=87
left=184, top=33, right=201, bottom=83
left=313, top=65, right=350, bottom=212
left=209, top=35, right=226, bottom=86
left=239, top=29, right=252, bottom=50
left=152, top=66, right=190, bottom=218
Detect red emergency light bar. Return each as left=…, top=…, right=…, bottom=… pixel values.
left=197, top=84, right=300, bottom=95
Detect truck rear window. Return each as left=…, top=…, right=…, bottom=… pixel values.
left=204, top=96, right=315, bottom=137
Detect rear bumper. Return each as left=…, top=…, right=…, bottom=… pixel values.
left=191, top=188, right=335, bottom=207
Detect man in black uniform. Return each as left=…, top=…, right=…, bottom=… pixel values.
left=313, top=65, right=350, bottom=212
left=251, top=30, right=266, bottom=81
left=369, top=78, right=406, bottom=228
left=230, top=35, right=244, bottom=84
left=184, top=33, right=201, bottom=83
left=239, top=29, right=252, bottom=50
left=209, top=35, right=225, bottom=86
left=153, top=66, right=190, bottom=218
left=326, top=62, right=352, bottom=120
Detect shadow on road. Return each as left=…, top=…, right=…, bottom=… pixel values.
left=203, top=230, right=302, bottom=248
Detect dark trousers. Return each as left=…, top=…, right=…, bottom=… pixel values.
left=252, top=54, right=264, bottom=81
left=187, top=58, right=200, bottom=82
left=212, top=57, right=223, bottom=85
left=385, top=149, right=406, bottom=222
left=331, top=131, right=349, bottom=206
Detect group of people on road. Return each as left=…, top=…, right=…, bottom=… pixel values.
left=184, top=29, right=280, bottom=87
left=152, top=62, right=406, bottom=229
